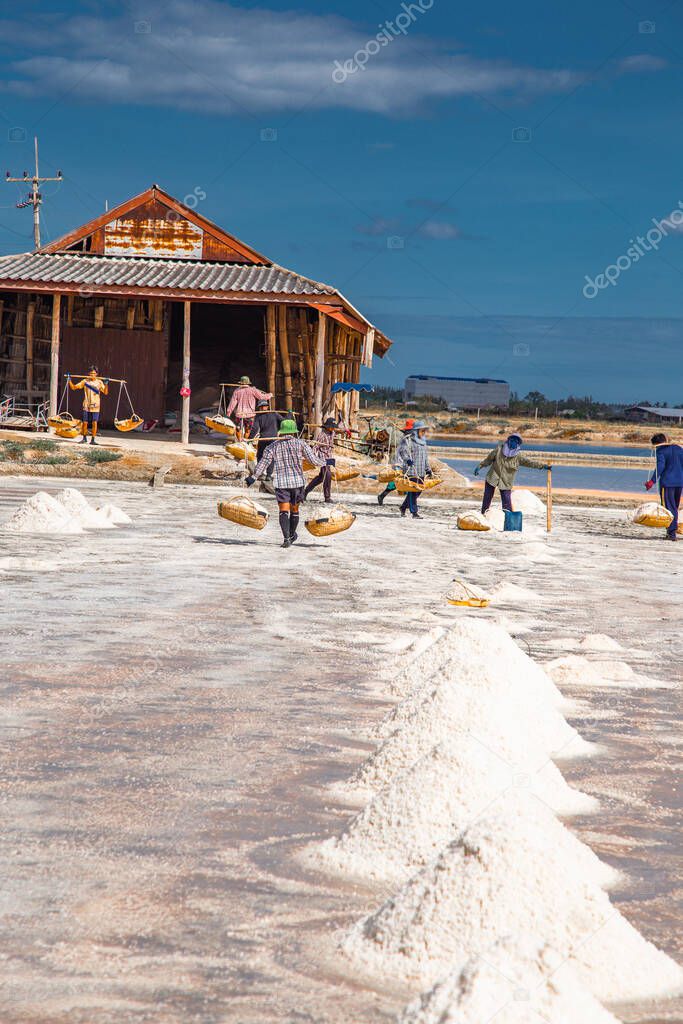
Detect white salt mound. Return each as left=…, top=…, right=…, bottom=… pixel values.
left=547, top=655, right=607, bottom=688
left=343, top=806, right=682, bottom=1001
left=483, top=507, right=505, bottom=531
left=512, top=488, right=546, bottom=515
left=55, top=488, right=113, bottom=529
left=97, top=503, right=132, bottom=525
left=489, top=580, right=540, bottom=602
left=313, top=744, right=605, bottom=886
left=399, top=938, right=622, bottom=1024
left=579, top=633, right=623, bottom=652
left=3, top=491, right=83, bottom=535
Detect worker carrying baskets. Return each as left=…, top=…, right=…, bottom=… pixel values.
left=245, top=418, right=325, bottom=548
left=67, top=366, right=109, bottom=445
left=394, top=420, right=434, bottom=520
left=226, top=376, right=273, bottom=440
left=304, top=417, right=338, bottom=503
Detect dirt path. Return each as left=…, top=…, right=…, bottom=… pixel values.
left=0, top=480, right=680, bottom=1023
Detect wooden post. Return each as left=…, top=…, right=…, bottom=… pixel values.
left=266, top=305, right=277, bottom=398
left=153, top=300, right=164, bottom=332
left=314, top=312, right=326, bottom=427
left=181, top=300, right=191, bottom=445
left=94, top=303, right=104, bottom=329
left=126, top=302, right=135, bottom=330
left=299, top=309, right=314, bottom=427
left=66, top=294, right=74, bottom=327
left=546, top=467, right=553, bottom=533
left=277, top=305, right=292, bottom=411
left=26, top=299, right=35, bottom=395
left=49, top=293, right=61, bottom=417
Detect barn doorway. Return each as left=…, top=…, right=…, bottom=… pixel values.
left=166, top=302, right=267, bottom=416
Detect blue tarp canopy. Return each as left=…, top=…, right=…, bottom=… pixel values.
left=331, top=383, right=374, bottom=394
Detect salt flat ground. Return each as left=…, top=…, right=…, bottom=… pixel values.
left=0, top=478, right=681, bottom=1024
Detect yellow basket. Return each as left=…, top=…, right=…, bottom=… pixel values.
left=447, top=597, right=490, bottom=608
left=331, top=466, right=360, bottom=482
left=226, top=441, right=256, bottom=462
left=633, top=503, right=673, bottom=528
left=457, top=513, right=491, bottom=532
left=48, top=413, right=81, bottom=431
left=205, top=415, right=236, bottom=436
left=446, top=579, right=490, bottom=608
left=53, top=425, right=81, bottom=439
left=394, top=474, right=443, bottom=494
left=377, top=466, right=397, bottom=483
left=303, top=458, right=317, bottom=471
left=114, top=415, right=143, bottom=432
left=217, top=498, right=269, bottom=530
left=305, top=508, right=356, bottom=537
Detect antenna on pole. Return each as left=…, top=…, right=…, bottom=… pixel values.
left=6, top=136, right=63, bottom=250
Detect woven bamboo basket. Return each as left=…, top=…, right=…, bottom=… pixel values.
left=205, top=415, right=236, bottom=436
left=305, top=506, right=356, bottom=537
left=457, top=512, right=491, bottom=532
left=331, top=465, right=360, bottom=482
left=377, top=466, right=397, bottom=483
left=632, top=502, right=673, bottom=528
left=226, top=441, right=256, bottom=462
left=394, top=474, right=443, bottom=494
left=53, top=425, right=81, bottom=439
left=217, top=497, right=269, bottom=530
left=446, top=579, right=490, bottom=608
left=114, top=414, right=143, bottom=432
left=48, top=413, right=81, bottom=431
left=302, top=458, right=316, bottom=471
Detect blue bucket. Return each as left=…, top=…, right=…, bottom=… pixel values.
left=504, top=510, right=523, bottom=532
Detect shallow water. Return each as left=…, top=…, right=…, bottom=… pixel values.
left=431, top=438, right=653, bottom=457
left=444, top=456, right=648, bottom=493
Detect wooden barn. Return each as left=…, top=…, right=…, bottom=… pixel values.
left=0, top=185, right=391, bottom=440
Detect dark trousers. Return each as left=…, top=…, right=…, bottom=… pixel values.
left=305, top=465, right=332, bottom=502
left=662, top=485, right=682, bottom=537
left=400, top=480, right=420, bottom=516
left=481, top=481, right=512, bottom=514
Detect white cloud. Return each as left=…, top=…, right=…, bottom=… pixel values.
left=0, top=1, right=600, bottom=117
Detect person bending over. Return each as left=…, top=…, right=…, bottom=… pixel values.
left=474, top=433, right=549, bottom=513
left=68, top=366, right=109, bottom=445
left=645, top=432, right=683, bottom=541
left=246, top=419, right=325, bottom=547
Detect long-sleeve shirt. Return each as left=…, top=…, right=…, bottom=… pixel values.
left=312, top=427, right=335, bottom=461
left=395, top=434, right=430, bottom=478
left=648, top=443, right=683, bottom=487
left=254, top=436, right=325, bottom=489
left=251, top=411, right=283, bottom=442
left=226, top=385, right=272, bottom=419
left=477, top=443, right=543, bottom=489
left=72, top=377, right=107, bottom=412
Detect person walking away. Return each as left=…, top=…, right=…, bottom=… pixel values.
left=645, top=433, right=683, bottom=541
left=246, top=419, right=325, bottom=547
left=68, top=366, right=109, bottom=444
left=378, top=418, right=414, bottom=505
left=474, top=433, right=549, bottom=513
left=304, top=417, right=337, bottom=503
left=250, top=400, right=283, bottom=494
left=395, top=420, right=432, bottom=519
left=226, top=375, right=272, bottom=439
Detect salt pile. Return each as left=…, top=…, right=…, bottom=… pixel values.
left=489, top=580, right=540, bottom=602
left=55, top=488, right=114, bottom=529
left=512, top=488, right=546, bottom=515
left=483, top=507, right=505, bottom=531
left=96, top=503, right=132, bottom=525
left=3, top=491, right=83, bottom=535
left=312, top=743, right=605, bottom=886
left=342, top=806, right=682, bottom=1000
left=579, top=633, right=624, bottom=652
left=399, top=938, right=622, bottom=1024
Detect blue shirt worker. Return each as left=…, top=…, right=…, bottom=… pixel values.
left=645, top=433, right=683, bottom=540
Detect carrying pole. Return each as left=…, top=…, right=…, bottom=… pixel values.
left=546, top=467, right=553, bottom=533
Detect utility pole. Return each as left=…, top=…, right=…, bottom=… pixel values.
left=6, top=137, right=62, bottom=250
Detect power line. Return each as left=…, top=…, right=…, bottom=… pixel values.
left=5, top=136, right=63, bottom=249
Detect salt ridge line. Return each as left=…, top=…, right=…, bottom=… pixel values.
left=340, top=806, right=683, bottom=1002
left=399, top=937, right=622, bottom=1024
left=306, top=744, right=614, bottom=888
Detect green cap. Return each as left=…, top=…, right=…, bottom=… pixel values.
left=239, top=375, right=250, bottom=385
left=278, top=418, right=298, bottom=435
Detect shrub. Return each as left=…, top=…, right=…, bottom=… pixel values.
left=33, top=454, right=71, bottom=466
left=83, top=448, right=123, bottom=465
left=1, top=440, right=26, bottom=461
left=30, top=438, right=58, bottom=453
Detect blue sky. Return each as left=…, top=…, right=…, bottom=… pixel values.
left=1, top=0, right=682, bottom=402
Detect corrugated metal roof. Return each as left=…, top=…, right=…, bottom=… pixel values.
left=0, top=252, right=337, bottom=296
left=629, top=405, right=683, bottom=417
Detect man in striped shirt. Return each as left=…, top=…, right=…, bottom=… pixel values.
left=246, top=419, right=325, bottom=547
left=304, top=417, right=337, bottom=503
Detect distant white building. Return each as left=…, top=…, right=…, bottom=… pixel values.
left=404, top=374, right=510, bottom=410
